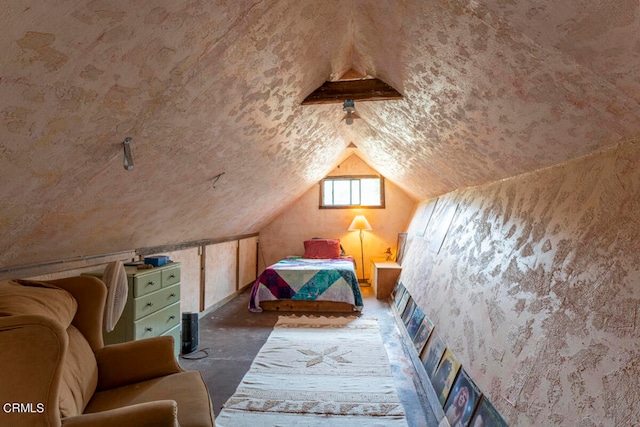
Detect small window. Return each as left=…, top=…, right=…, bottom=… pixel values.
left=320, top=176, right=385, bottom=208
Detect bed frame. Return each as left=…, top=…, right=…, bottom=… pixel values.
left=258, top=300, right=357, bottom=312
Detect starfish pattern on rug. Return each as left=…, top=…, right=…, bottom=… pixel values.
left=297, top=345, right=352, bottom=367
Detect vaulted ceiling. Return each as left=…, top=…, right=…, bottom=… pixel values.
left=2, top=1, right=639, bottom=268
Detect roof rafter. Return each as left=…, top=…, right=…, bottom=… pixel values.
left=301, top=78, right=403, bottom=105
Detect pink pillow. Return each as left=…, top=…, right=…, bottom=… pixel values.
left=303, top=239, right=341, bottom=259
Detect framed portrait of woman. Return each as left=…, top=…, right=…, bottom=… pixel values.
left=444, top=368, right=482, bottom=427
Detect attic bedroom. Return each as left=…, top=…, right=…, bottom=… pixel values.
left=1, top=1, right=639, bottom=426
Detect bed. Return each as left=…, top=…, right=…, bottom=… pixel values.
left=249, top=239, right=364, bottom=312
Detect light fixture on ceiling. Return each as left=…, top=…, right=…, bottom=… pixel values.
left=343, top=99, right=356, bottom=125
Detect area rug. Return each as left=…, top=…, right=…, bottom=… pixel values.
left=215, top=315, right=409, bottom=426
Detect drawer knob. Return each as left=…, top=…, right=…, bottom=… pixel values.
left=146, top=302, right=154, bottom=307
left=145, top=327, right=153, bottom=332
left=169, top=315, right=176, bottom=320
left=147, top=281, right=155, bottom=286
left=169, top=293, right=176, bottom=298
left=169, top=274, right=175, bottom=279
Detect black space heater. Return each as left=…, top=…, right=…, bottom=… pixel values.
left=181, top=312, right=199, bottom=355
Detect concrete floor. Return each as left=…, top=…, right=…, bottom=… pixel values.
left=179, top=285, right=441, bottom=427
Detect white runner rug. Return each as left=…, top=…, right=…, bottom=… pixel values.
left=216, top=315, right=409, bottom=426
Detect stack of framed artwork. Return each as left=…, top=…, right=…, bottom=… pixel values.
left=391, top=282, right=508, bottom=427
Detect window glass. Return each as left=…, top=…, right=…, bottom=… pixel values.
left=351, top=180, right=360, bottom=205
left=360, top=178, right=380, bottom=205
left=322, top=180, right=333, bottom=205
left=333, top=180, right=351, bottom=205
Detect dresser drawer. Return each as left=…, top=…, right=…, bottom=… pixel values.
left=134, top=301, right=180, bottom=339
left=162, top=265, right=181, bottom=287
left=133, top=284, right=181, bottom=320
left=133, top=270, right=162, bottom=297
left=161, top=324, right=181, bottom=356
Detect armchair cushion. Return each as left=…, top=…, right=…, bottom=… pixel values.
left=0, top=280, right=77, bottom=327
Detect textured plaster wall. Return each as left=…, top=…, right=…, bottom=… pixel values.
left=0, top=1, right=356, bottom=269
left=169, top=237, right=257, bottom=312
left=3, top=0, right=640, bottom=272
left=238, top=236, right=258, bottom=288
left=259, top=154, right=416, bottom=280
left=160, top=247, right=200, bottom=314
left=204, top=241, right=238, bottom=310
left=401, top=139, right=640, bottom=426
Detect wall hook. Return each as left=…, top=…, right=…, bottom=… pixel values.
left=123, top=137, right=133, bottom=170
left=211, top=172, right=225, bottom=189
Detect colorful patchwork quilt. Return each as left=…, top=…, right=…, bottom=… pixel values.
left=249, top=258, right=363, bottom=312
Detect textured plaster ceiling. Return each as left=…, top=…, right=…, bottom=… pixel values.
left=1, top=1, right=639, bottom=268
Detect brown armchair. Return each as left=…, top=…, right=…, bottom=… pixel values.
left=0, top=276, right=215, bottom=427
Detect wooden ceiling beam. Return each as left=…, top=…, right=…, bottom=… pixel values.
left=301, top=78, right=403, bottom=105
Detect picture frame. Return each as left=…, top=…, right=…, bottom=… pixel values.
left=395, top=232, right=408, bottom=265
left=443, top=368, right=482, bottom=427
left=429, top=203, right=458, bottom=254
left=392, top=281, right=406, bottom=304
left=420, top=197, right=439, bottom=237
left=421, top=331, right=446, bottom=380
left=412, top=316, right=434, bottom=355
left=406, top=303, right=425, bottom=340
left=396, top=289, right=410, bottom=316
left=432, top=348, right=461, bottom=407
left=468, top=395, right=508, bottom=427
left=401, top=298, right=416, bottom=326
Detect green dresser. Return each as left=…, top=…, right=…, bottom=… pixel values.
left=85, top=262, right=182, bottom=356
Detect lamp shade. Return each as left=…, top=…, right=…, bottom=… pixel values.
left=348, top=215, right=373, bottom=231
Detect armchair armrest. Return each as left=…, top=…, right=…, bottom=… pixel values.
left=95, top=336, right=183, bottom=391
left=61, top=400, right=179, bottom=427
left=0, top=315, right=66, bottom=427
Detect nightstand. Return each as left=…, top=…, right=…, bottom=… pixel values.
left=370, top=259, right=402, bottom=299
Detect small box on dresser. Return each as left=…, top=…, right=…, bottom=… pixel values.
left=84, top=262, right=182, bottom=356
